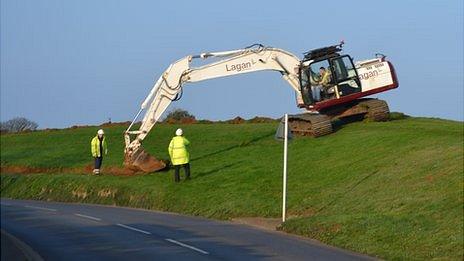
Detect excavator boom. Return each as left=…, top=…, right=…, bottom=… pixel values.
left=124, top=45, right=301, bottom=172
left=124, top=43, right=398, bottom=173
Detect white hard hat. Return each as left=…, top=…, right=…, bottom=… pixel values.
left=97, top=129, right=104, bottom=135
left=175, top=128, right=183, bottom=136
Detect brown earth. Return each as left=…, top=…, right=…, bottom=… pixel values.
left=197, top=119, right=214, bottom=124
left=247, top=116, right=278, bottom=123
left=164, top=117, right=197, bottom=124
left=180, top=118, right=197, bottom=124
left=69, top=125, right=92, bottom=129
left=227, top=116, right=245, bottom=124
left=232, top=217, right=282, bottom=231
left=1, top=165, right=141, bottom=176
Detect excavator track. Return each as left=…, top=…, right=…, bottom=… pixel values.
left=287, top=113, right=333, bottom=137
left=358, top=99, right=390, bottom=121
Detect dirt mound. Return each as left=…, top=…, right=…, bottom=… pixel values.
left=68, top=125, right=92, bottom=129
left=164, top=117, right=197, bottom=124
left=247, top=116, right=277, bottom=123
left=180, top=117, right=197, bottom=124
left=43, top=128, right=60, bottom=132
left=227, top=116, right=245, bottom=124
left=1, top=165, right=140, bottom=176
left=197, top=119, right=214, bottom=124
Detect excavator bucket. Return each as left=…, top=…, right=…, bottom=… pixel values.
left=124, top=147, right=167, bottom=173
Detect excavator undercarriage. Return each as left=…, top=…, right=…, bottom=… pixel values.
left=287, top=98, right=390, bottom=137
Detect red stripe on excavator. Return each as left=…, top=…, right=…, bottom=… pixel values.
left=310, top=62, right=399, bottom=111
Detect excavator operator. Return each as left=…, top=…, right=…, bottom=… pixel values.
left=316, top=66, right=333, bottom=100
left=319, top=67, right=332, bottom=87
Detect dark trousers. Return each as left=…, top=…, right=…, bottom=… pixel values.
left=174, top=163, right=190, bottom=182
left=94, top=157, right=103, bottom=169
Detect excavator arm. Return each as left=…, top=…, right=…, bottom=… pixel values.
left=124, top=45, right=301, bottom=172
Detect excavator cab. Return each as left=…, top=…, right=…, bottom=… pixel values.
left=299, top=43, right=361, bottom=106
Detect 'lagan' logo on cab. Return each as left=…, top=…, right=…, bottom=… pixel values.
left=226, top=62, right=252, bottom=72
left=359, top=70, right=379, bottom=80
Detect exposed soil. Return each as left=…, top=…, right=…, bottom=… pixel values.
left=232, top=217, right=282, bottom=231
left=164, top=117, right=197, bottom=124
left=1, top=164, right=142, bottom=176
left=68, top=124, right=92, bottom=129
left=247, top=116, right=278, bottom=123
left=197, top=119, right=214, bottom=124
left=227, top=116, right=245, bottom=124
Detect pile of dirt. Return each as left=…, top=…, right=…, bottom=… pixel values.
left=227, top=116, right=245, bottom=124
left=180, top=117, right=197, bottom=124
left=164, top=117, right=197, bottom=124
left=68, top=125, right=92, bottom=129
left=197, top=119, right=214, bottom=124
left=1, top=165, right=141, bottom=176
left=247, top=116, right=278, bottom=123
left=42, top=128, right=60, bottom=132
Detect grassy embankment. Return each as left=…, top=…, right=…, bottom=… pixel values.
left=1, top=117, right=463, bottom=260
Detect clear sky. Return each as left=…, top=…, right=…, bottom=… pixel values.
left=1, top=0, right=463, bottom=128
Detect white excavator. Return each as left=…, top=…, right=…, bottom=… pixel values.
left=124, top=42, right=399, bottom=172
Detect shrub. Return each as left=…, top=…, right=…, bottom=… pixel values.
left=0, top=117, right=38, bottom=133
left=164, top=109, right=196, bottom=124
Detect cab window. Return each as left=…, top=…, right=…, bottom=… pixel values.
left=332, top=56, right=357, bottom=82
left=308, top=60, right=332, bottom=86
left=331, top=55, right=361, bottom=96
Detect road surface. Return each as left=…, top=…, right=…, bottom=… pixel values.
left=1, top=198, right=374, bottom=260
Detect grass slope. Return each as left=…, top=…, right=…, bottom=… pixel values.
left=1, top=118, right=463, bottom=260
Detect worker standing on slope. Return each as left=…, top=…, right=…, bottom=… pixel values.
left=91, top=129, right=108, bottom=175
left=168, top=128, right=191, bottom=182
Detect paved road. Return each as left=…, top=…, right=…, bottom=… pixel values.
left=1, top=199, right=374, bottom=261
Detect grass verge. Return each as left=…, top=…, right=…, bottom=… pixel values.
left=1, top=118, right=463, bottom=260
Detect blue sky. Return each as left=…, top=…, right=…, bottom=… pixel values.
left=1, top=0, right=463, bottom=128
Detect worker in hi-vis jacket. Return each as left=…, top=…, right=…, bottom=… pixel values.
left=91, top=129, right=108, bottom=175
left=168, top=128, right=190, bottom=182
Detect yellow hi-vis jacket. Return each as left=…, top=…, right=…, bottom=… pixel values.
left=168, top=136, right=190, bottom=165
left=320, top=70, right=332, bottom=87
left=91, top=136, right=108, bottom=157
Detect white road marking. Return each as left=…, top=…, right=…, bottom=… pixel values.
left=165, top=238, right=209, bottom=255
left=24, top=205, right=57, bottom=212
left=116, top=223, right=151, bottom=235
left=74, top=213, right=101, bottom=221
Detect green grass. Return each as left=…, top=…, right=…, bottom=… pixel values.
left=1, top=118, right=463, bottom=260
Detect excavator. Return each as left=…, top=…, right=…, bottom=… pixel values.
left=124, top=42, right=399, bottom=172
